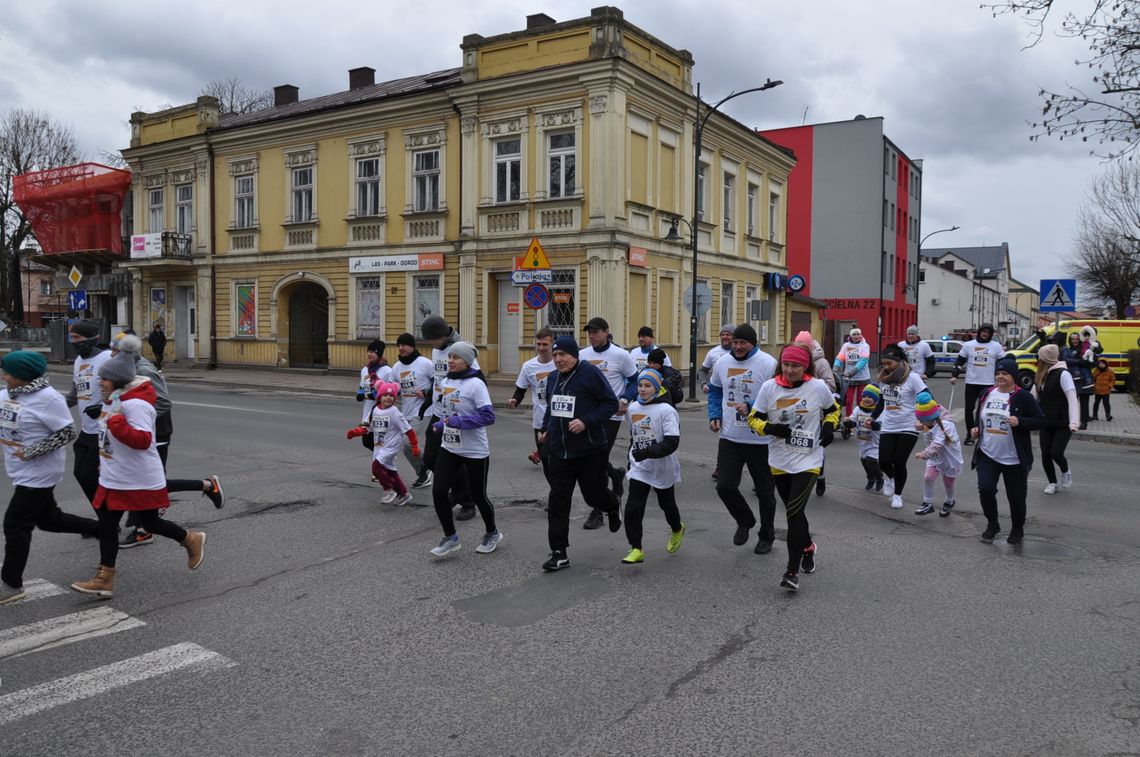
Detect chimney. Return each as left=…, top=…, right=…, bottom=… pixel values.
left=274, top=84, right=299, bottom=107
left=526, top=13, right=556, bottom=29
left=349, top=67, right=375, bottom=89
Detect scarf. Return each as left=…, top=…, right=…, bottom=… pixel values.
left=878, top=358, right=910, bottom=386
left=397, top=349, right=423, bottom=365
left=8, top=375, right=51, bottom=396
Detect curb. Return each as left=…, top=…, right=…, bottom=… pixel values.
left=1071, top=430, right=1140, bottom=447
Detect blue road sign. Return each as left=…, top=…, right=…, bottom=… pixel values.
left=1039, top=279, right=1076, bottom=312
left=68, top=289, right=88, bottom=311
left=787, top=274, right=806, bottom=293
left=524, top=283, right=549, bottom=309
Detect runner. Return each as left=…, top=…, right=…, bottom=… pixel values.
left=794, top=331, right=835, bottom=495
left=356, top=339, right=393, bottom=435
left=746, top=343, right=841, bottom=592
left=875, top=344, right=930, bottom=510
left=620, top=368, right=684, bottom=565
left=393, top=332, right=434, bottom=485
left=913, top=394, right=963, bottom=516
left=581, top=317, right=638, bottom=527
left=844, top=384, right=884, bottom=490
left=539, top=336, right=623, bottom=571
left=65, top=319, right=112, bottom=504
left=507, top=328, right=555, bottom=476
left=708, top=324, right=778, bottom=554
left=426, top=342, right=501, bottom=558
left=950, top=323, right=1004, bottom=444
left=969, top=356, right=1046, bottom=544
left=645, top=349, right=684, bottom=405
left=700, top=324, right=736, bottom=479
left=898, top=325, right=934, bottom=379
left=71, top=351, right=206, bottom=598
left=1032, top=343, right=1079, bottom=494
left=833, top=326, right=871, bottom=418
left=347, top=381, right=419, bottom=507
left=1, top=351, right=100, bottom=605
left=629, top=326, right=671, bottom=372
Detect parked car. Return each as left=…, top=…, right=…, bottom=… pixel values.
left=925, top=339, right=964, bottom=376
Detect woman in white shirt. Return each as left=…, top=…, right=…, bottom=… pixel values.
left=874, top=344, right=930, bottom=510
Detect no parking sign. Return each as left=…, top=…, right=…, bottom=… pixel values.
left=524, top=283, right=549, bottom=309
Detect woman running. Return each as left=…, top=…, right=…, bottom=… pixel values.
left=875, top=344, right=930, bottom=510
left=1032, top=343, right=1079, bottom=494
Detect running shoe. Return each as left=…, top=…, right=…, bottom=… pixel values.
left=621, top=547, right=645, bottom=564
left=915, top=502, right=935, bottom=516
left=1061, top=471, right=1073, bottom=489
left=1043, top=483, right=1057, bottom=495
left=733, top=525, right=750, bottom=546
left=780, top=570, right=800, bottom=592
left=939, top=501, right=955, bottom=517
left=883, top=479, right=895, bottom=497
left=542, top=550, right=569, bottom=571
left=380, top=489, right=397, bottom=504
left=583, top=509, right=604, bottom=530
left=119, top=528, right=153, bottom=548
left=527, top=451, right=541, bottom=466
left=980, top=523, right=1000, bottom=543
left=0, top=583, right=27, bottom=605
left=203, top=476, right=225, bottom=509
left=475, top=530, right=503, bottom=554
left=815, top=478, right=826, bottom=496
left=411, top=470, right=433, bottom=489
left=392, top=493, right=413, bottom=507
left=875, top=479, right=884, bottom=492
left=1007, top=527, right=1024, bottom=545
left=800, top=542, right=817, bottom=574
left=754, top=536, right=774, bottom=555
left=455, top=506, right=477, bottom=521
left=963, top=437, right=975, bottom=446
left=890, top=494, right=904, bottom=509
left=430, top=535, right=460, bottom=558
left=666, top=523, right=686, bottom=554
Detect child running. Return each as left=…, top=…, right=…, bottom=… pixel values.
left=348, top=381, right=419, bottom=506
left=845, top=384, right=884, bottom=491
left=620, top=368, right=685, bottom=565
left=913, top=392, right=963, bottom=517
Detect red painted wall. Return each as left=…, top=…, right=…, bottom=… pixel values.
left=758, top=126, right=813, bottom=295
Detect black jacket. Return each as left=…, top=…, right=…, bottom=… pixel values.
left=970, top=385, right=1046, bottom=473
left=540, top=359, right=619, bottom=460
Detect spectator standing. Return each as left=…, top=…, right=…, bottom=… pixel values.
left=147, top=324, right=167, bottom=370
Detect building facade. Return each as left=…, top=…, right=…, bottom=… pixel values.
left=920, top=243, right=1011, bottom=342
left=1007, top=277, right=1040, bottom=348
left=759, top=116, right=921, bottom=355
left=119, top=7, right=797, bottom=373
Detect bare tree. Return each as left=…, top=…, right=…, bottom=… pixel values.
left=199, top=78, right=273, bottom=115
left=984, top=1, right=1140, bottom=160
left=0, top=108, right=81, bottom=321
left=1068, top=163, right=1140, bottom=315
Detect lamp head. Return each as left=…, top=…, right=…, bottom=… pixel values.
left=664, top=218, right=683, bottom=242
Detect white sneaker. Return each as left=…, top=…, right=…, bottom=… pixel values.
left=890, top=494, right=904, bottom=509
left=882, top=479, right=895, bottom=497
left=475, top=530, right=504, bottom=554
left=430, top=535, right=460, bottom=557
left=380, top=489, right=397, bottom=504
left=1043, top=483, right=1058, bottom=495
left=392, top=493, right=413, bottom=507
left=1061, top=471, right=1072, bottom=489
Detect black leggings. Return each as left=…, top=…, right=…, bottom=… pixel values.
left=774, top=471, right=816, bottom=573
left=964, top=384, right=984, bottom=434
left=423, top=417, right=473, bottom=505
left=877, top=433, right=918, bottom=494
left=3, top=485, right=99, bottom=587
left=1077, top=394, right=1090, bottom=426
left=96, top=507, right=187, bottom=568
left=431, top=450, right=495, bottom=537
left=1039, top=426, right=1071, bottom=484
left=624, top=479, right=681, bottom=549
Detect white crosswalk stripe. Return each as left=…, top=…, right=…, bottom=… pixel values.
left=0, top=642, right=234, bottom=726
left=0, top=607, right=146, bottom=660
left=20, top=579, right=67, bottom=602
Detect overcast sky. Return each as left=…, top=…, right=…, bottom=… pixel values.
left=1, top=0, right=1106, bottom=302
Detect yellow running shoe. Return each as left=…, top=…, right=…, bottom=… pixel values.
left=666, top=523, right=686, bottom=554
left=621, top=547, right=645, bottom=564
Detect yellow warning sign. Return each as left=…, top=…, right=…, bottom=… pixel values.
left=518, top=238, right=551, bottom=270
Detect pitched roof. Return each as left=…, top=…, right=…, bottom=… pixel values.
left=216, top=68, right=463, bottom=131
left=923, top=244, right=1008, bottom=279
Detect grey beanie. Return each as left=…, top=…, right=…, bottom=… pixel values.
left=98, top=350, right=137, bottom=385
left=115, top=333, right=144, bottom=355
left=448, top=341, right=477, bottom=368
left=720, top=323, right=736, bottom=334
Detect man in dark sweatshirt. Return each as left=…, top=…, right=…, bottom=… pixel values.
left=538, top=336, right=622, bottom=571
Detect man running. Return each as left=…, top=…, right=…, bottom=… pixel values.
left=898, top=325, right=934, bottom=380
left=699, top=324, right=736, bottom=395
left=629, top=326, right=670, bottom=372
left=393, top=332, right=435, bottom=485
left=951, top=323, right=1004, bottom=445
left=65, top=319, right=112, bottom=504
left=507, top=328, right=555, bottom=479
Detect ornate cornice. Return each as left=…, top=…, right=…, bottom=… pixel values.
left=228, top=156, right=259, bottom=176
left=404, top=128, right=446, bottom=150
left=348, top=136, right=386, bottom=157
left=284, top=146, right=317, bottom=167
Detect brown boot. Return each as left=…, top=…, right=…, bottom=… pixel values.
left=71, top=565, right=116, bottom=598
left=182, top=531, right=206, bottom=570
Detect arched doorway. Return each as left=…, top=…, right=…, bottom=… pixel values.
left=288, top=282, right=329, bottom=367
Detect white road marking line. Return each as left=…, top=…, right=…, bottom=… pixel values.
left=0, top=642, right=235, bottom=726
left=0, top=607, right=145, bottom=660
left=21, top=579, right=67, bottom=602
left=173, top=401, right=290, bottom=415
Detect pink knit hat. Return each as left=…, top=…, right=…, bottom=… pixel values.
left=374, top=381, right=400, bottom=398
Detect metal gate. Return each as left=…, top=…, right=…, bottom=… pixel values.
left=288, top=283, right=329, bottom=368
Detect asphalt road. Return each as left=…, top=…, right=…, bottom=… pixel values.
left=1, top=382, right=1138, bottom=756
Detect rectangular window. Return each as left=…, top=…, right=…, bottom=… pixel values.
left=494, top=138, right=521, bottom=204
left=720, top=281, right=734, bottom=328
left=234, top=175, right=255, bottom=228
left=355, top=157, right=381, bottom=217
left=413, top=150, right=440, bottom=212
left=747, top=183, right=758, bottom=235
left=548, top=133, right=575, bottom=198
left=175, top=184, right=193, bottom=235
left=150, top=287, right=167, bottom=329
left=745, top=285, right=759, bottom=330
left=235, top=282, right=256, bottom=337
left=40, top=280, right=52, bottom=296
left=545, top=269, right=576, bottom=336
left=148, top=188, right=164, bottom=233
left=890, top=202, right=895, bottom=230
left=355, top=277, right=382, bottom=339
left=291, top=166, right=313, bottom=222
left=722, top=173, right=735, bottom=231
left=768, top=190, right=780, bottom=241
left=412, top=274, right=440, bottom=336
left=696, top=164, right=706, bottom=219
left=884, top=146, right=890, bottom=175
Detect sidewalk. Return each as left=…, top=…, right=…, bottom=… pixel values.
left=1072, top=393, right=1140, bottom=446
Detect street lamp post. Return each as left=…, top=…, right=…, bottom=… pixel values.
left=916, top=225, right=960, bottom=336
left=665, top=78, right=783, bottom=402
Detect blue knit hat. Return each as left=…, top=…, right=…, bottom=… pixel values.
left=637, top=368, right=665, bottom=404
left=1, top=351, right=47, bottom=381
left=552, top=336, right=579, bottom=358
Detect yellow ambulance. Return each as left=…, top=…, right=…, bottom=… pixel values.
left=1008, top=320, right=1140, bottom=391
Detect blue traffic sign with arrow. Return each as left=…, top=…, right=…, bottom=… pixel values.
left=68, top=290, right=88, bottom=311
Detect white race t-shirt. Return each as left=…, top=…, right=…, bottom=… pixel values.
left=0, top=385, right=73, bottom=488
left=431, top=345, right=480, bottom=418
left=74, top=350, right=112, bottom=435
left=921, top=421, right=964, bottom=476
left=369, top=403, right=412, bottom=469
left=97, top=396, right=166, bottom=491
left=837, top=341, right=871, bottom=383
left=359, top=364, right=394, bottom=423
left=960, top=340, right=1005, bottom=385
left=629, top=345, right=671, bottom=373
left=754, top=377, right=836, bottom=474
left=516, top=356, right=555, bottom=430
left=978, top=389, right=1019, bottom=465
left=435, top=375, right=493, bottom=459
left=626, top=400, right=681, bottom=489
left=898, top=339, right=934, bottom=376
left=849, top=407, right=880, bottom=459
left=710, top=349, right=777, bottom=445
left=582, top=342, right=637, bottom=421
left=394, top=356, right=434, bottom=421
left=878, top=372, right=928, bottom=435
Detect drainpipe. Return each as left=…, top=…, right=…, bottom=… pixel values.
left=207, top=137, right=217, bottom=369
left=449, top=97, right=464, bottom=336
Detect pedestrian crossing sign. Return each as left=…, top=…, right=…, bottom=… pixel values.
left=1039, top=279, right=1076, bottom=312
left=517, top=238, right=551, bottom=270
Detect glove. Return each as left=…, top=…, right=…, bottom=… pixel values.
left=410, top=445, right=421, bottom=458
left=842, top=418, right=856, bottom=429
left=871, top=421, right=881, bottom=431
left=346, top=426, right=369, bottom=439
left=631, top=447, right=650, bottom=462
left=764, top=423, right=792, bottom=439
left=83, top=404, right=102, bottom=419
left=820, top=424, right=835, bottom=448
left=356, top=391, right=366, bottom=402
left=432, top=421, right=445, bottom=434
left=367, top=389, right=376, bottom=400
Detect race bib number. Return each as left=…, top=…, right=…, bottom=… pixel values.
left=360, top=377, right=371, bottom=392
left=983, top=397, right=1011, bottom=432
left=856, top=418, right=872, bottom=441
left=631, top=427, right=655, bottom=454
left=0, top=400, right=20, bottom=431
left=551, top=395, right=576, bottom=419
left=882, top=386, right=902, bottom=411
left=98, top=420, right=113, bottom=458
left=442, top=426, right=462, bottom=449
left=75, top=377, right=93, bottom=398
left=399, top=375, right=417, bottom=396
left=371, top=415, right=390, bottom=442
left=972, top=350, right=991, bottom=368
left=786, top=427, right=815, bottom=451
